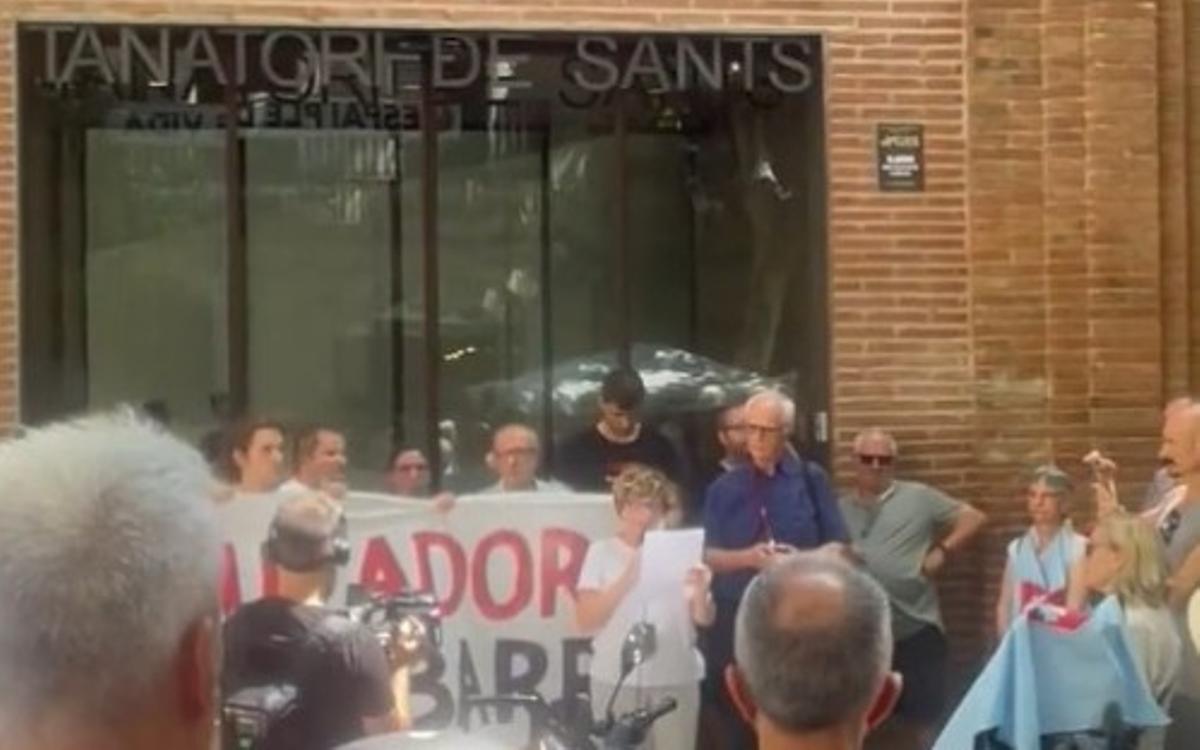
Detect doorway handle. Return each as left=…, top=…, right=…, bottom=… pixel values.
left=813, top=410, right=829, bottom=445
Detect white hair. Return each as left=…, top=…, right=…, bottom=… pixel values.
left=0, top=410, right=220, bottom=731
left=491, top=422, right=540, bottom=451
left=746, top=390, right=797, bottom=435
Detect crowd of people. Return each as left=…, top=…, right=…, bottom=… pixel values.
left=3, top=370, right=1200, bottom=750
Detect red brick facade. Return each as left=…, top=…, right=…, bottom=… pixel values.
left=0, top=0, right=1193, bottom=668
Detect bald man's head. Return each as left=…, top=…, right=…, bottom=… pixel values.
left=1165, top=396, right=1193, bottom=421
left=730, top=553, right=893, bottom=735
left=1160, top=403, right=1200, bottom=481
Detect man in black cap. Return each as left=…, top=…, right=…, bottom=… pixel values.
left=222, top=494, right=408, bottom=749
left=555, top=367, right=680, bottom=492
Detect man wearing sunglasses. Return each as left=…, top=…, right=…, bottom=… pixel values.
left=838, top=428, right=985, bottom=750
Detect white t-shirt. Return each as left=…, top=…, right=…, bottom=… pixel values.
left=479, top=478, right=568, bottom=494
left=576, top=537, right=704, bottom=687
left=277, top=478, right=316, bottom=495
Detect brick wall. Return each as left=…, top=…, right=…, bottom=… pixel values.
left=966, top=0, right=1168, bottom=658
left=0, top=0, right=1190, bottom=676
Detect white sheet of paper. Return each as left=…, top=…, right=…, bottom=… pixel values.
left=635, top=528, right=705, bottom=600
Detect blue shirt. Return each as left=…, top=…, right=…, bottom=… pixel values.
left=703, top=451, right=847, bottom=603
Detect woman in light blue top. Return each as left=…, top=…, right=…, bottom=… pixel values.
left=995, top=465, right=1087, bottom=636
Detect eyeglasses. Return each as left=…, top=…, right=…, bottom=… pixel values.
left=1161, top=508, right=1182, bottom=545
left=496, top=447, right=537, bottom=459
left=745, top=424, right=782, bottom=437
left=858, top=454, right=895, bottom=467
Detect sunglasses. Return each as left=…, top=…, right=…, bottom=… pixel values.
left=1161, top=508, right=1182, bottom=545
left=858, top=454, right=895, bottom=467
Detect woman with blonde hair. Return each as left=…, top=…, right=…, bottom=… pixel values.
left=1082, top=513, right=1182, bottom=749
left=574, top=464, right=714, bottom=750
left=995, top=465, right=1088, bottom=636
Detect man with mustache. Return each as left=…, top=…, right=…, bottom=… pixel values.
left=1155, top=402, right=1200, bottom=748
left=1141, top=397, right=1193, bottom=520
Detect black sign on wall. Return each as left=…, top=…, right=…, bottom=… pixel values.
left=877, top=123, right=924, bottom=191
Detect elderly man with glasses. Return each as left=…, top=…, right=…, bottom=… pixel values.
left=480, top=423, right=566, bottom=494
left=838, top=428, right=986, bottom=750
left=702, top=389, right=848, bottom=749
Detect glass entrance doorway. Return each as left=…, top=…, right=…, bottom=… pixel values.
left=18, top=26, right=829, bottom=496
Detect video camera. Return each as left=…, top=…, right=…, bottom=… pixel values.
left=345, top=584, right=443, bottom=666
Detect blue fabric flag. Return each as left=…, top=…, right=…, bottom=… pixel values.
left=934, top=597, right=1169, bottom=750
left=1006, top=526, right=1086, bottom=623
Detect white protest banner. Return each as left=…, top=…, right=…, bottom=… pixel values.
left=218, top=490, right=615, bottom=731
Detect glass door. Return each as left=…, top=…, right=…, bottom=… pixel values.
left=84, top=130, right=228, bottom=443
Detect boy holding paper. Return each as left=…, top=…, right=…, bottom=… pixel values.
left=575, top=464, right=715, bottom=750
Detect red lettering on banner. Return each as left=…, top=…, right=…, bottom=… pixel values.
left=359, top=535, right=410, bottom=593
left=220, top=544, right=242, bottom=615
left=539, top=528, right=589, bottom=617
left=414, top=531, right=468, bottom=616
left=471, top=530, right=533, bottom=621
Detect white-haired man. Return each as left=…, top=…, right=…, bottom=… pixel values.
left=1156, top=402, right=1200, bottom=749
left=481, top=423, right=565, bottom=494
left=839, top=428, right=986, bottom=750
left=1141, top=396, right=1193, bottom=521
left=725, top=552, right=901, bottom=750
left=0, top=412, right=221, bottom=750
left=703, top=389, right=848, bottom=749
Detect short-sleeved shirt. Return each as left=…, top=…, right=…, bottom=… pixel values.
left=703, top=451, right=847, bottom=605
left=839, top=480, right=962, bottom=640
left=478, top=478, right=568, bottom=494
left=223, top=599, right=395, bottom=750
left=576, top=537, right=703, bottom=687
left=1162, top=501, right=1200, bottom=572
left=555, top=425, right=680, bottom=492
left=1162, top=501, right=1200, bottom=699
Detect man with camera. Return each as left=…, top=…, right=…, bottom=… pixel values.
left=222, top=493, right=411, bottom=749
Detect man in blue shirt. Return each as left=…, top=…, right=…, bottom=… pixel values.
left=703, top=390, right=848, bottom=748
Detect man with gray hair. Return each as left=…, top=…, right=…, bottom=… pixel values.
left=480, top=423, right=566, bottom=494
left=0, top=411, right=221, bottom=750
left=704, top=389, right=848, bottom=748
left=725, top=552, right=901, bottom=750
left=839, top=427, right=986, bottom=750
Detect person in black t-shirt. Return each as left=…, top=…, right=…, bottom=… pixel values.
left=222, top=494, right=405, bottom=750
left=555, top=367, right=680, bottom=492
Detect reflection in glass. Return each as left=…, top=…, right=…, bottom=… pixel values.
left=18, top=29, right=828, bottom=493
left=85, top=131, right=226, bottom=442
left=244, top=131, right=420, bottom=481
